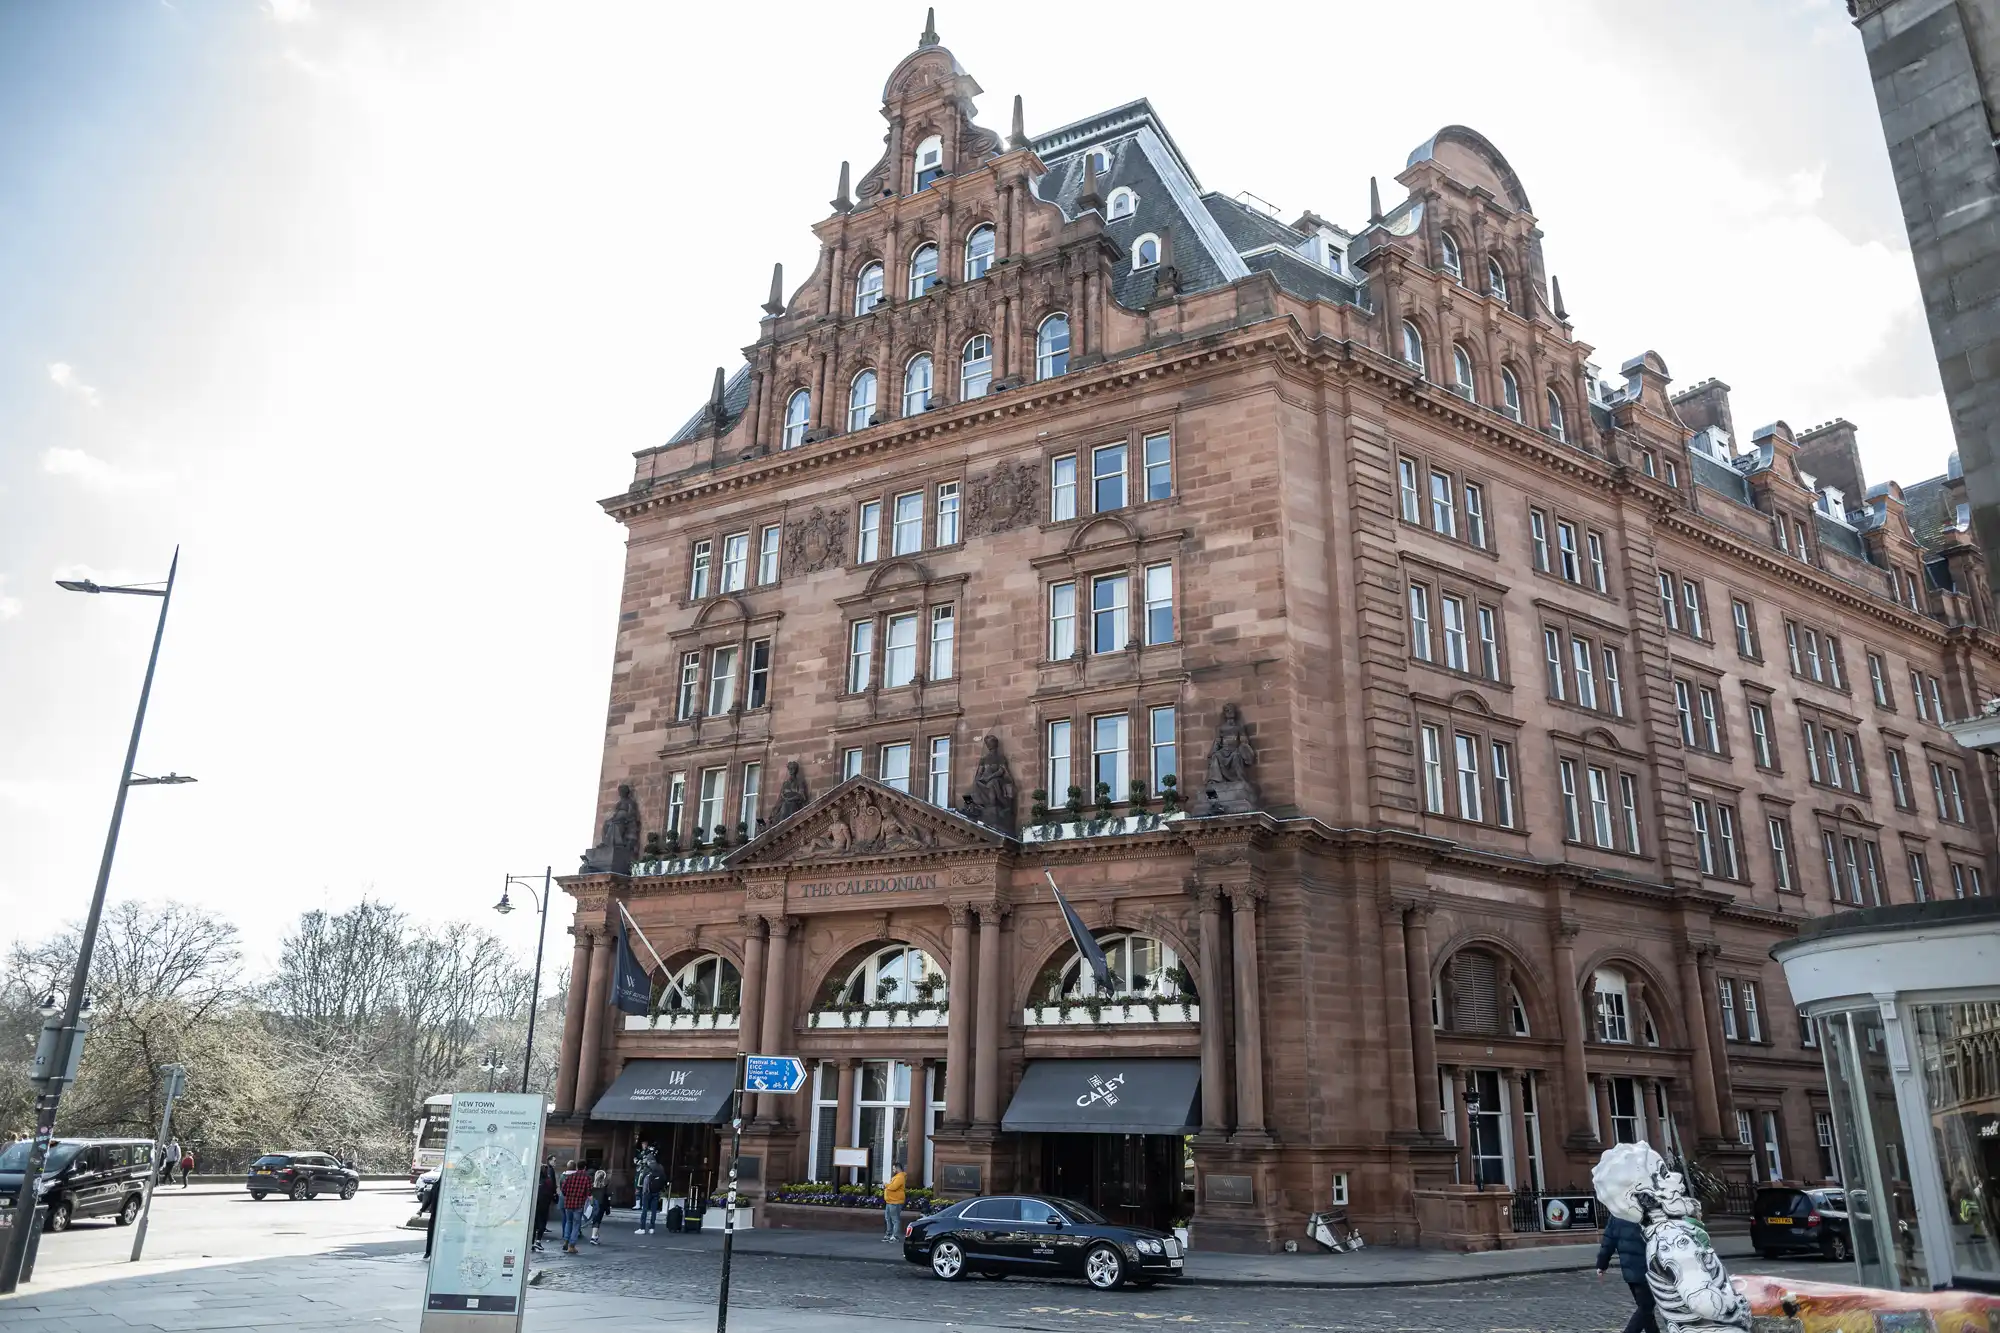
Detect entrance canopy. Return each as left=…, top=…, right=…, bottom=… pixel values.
left=1002, top=1058, right=1200, bottom=1136
left=590, top=1058, right=737, bottom=1124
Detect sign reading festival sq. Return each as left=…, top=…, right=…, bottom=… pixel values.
left=420, top=1092, right=546, bottom=1333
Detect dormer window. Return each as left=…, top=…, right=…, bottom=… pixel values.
left=1036, top=314, right=1071, bottom=381
left=964, top=224, right=995, bottom=281
left=1132, top=234, right=1160, bottom=269
left=1500, top=366, right=1522, bottom=421
left=1106, top=187, right=1137, bottom=220
left=1086, top=148, right=1111, bottom=176
left=1438, top=231, right=1463, bottom=281
left=913, top=135, right=944, bottom=192
left=782, top=389, right=810, bottom=449
left=1546, top=388, right=1567, bottom=443
left=1487, top=258, right=1507, bottom=305
left=1401, top=321, right=1425, bottom=372
left=848, top=370, right=877, bottom=432
left=1322, top=239, right=1343, bottom=273
left=855, top=262, right=884, bottom=315
left=908, top=244, right=940, bottom=299
left=903, top=353, right=934, bottom=415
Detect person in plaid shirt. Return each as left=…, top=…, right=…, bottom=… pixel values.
left=557, top=1160, right=593, bottom=1254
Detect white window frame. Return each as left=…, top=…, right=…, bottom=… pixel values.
left=902, top=353, right=934, bottom=416
left=907, top=242, right=940, bottom=299
left=928, top=737, right=951, bottom=807
left=1090, top=712, right=1131, bottom=803
left=883, top=612, right=919, bottom=688
left=892, top=490, right=923, bottom=556
left=929, top=604, right=955, bottom=681
left=1106, top=186, right=1137, bottom=220
left=1048, top=581, right=1077, bottom=660
left=857, top=500, right=881, bottom=563
left=689, top=539, right=713, bottom=600
left=1047, top=719, right=1073, bottom=802
left=848, top=619, right=874, bottom=692
left=854, top=262, right=885, bottom=316
left=1051, top=454, right=1077, bottom=522
left=707, top=644, right=739, bottom=716
left=963, top=224, right=995, bottom=281
left=758, top=524, right=781, bottom=584
left=1143, top=563, right=1174, bottom=646
left=1091, top=573, right=1131, bottom=653
left=879, top=741, right=913, bottom=793
left=1131, top=233, right=1161, bottom=268
left=848, top=368, right=878, bottom=431
left=1036, top=313, right=1071, bottom=380
left=720, top=531, right=749, bottom=593
left=959, top=335, right=992, bottom=401
left=936, top=481, right=960, bottom=547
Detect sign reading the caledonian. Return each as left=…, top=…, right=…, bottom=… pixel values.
left=797, top=872, right=937, bottom=899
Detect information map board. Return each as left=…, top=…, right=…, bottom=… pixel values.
left=420, top=1092, right=547, bottom=1333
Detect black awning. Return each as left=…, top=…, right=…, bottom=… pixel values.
left=590, top=1059, right=737, bottom=1124
left=1001, top=1058, right=1201, bottom=1136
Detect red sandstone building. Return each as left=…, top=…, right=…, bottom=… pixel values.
left=545, top=20, right=2000, bottom=1250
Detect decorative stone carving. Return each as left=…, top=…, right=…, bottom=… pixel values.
left=580, top=782, right=641, bottom=874
left=947, top=864, right=994, bottom=888
left=773, top=761, right=811, bottom=822
left=967, top=458, right=1041, bottom=536
left=1592, top=1144, right=1750, bottom=1333
left=784, top=507, right=850, bottom=577
left=802, top=795, right=938, bottom=858
left=1202, top=703, right=1261, bottom=814
left=961, top=735, right=1017, bottom=834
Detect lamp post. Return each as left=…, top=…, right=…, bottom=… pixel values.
left=479, top=1051, right=508, bottom=1092
left=1, top=552, right=189, bottom=1294
left=494, top=868, right=552, bottom=1096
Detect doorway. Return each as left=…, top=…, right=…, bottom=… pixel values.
left=1036, top=1133, right=1184, bottom=1231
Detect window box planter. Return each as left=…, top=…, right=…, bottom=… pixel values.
left=807, top=1006, right=947, bottom=1029
left=1022, top=1001, right=1199, bottom=1026
left=1021, top=811, right=1187, bottom=844
left=633, top=853, right=728, bottom=876
left=623, top=1010, right=741, bottom=1032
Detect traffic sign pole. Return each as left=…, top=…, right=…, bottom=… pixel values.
left=130, top=1064, right=185, bottom=1263
left=715, top=1051, right=746, bottom=1333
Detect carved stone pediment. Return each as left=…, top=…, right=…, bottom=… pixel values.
left=728, top=776, right=1009, bottom=868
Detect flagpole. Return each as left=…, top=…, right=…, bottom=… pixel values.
left=616, top=899, right=670, bottom=974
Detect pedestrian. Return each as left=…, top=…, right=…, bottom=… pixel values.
left=179, top=1147, right=195, bottom=1188
left=1597, top=1212, right=1659, bottom=1333
left=424, top=1169, right=442, bottom=1260
left=882, top=1160, right=906, bottom=1242
left=532, top=1155, right=557, bottom=1252
left=557, top=1159, right=592, bottom=1254
left=636, top=1153, right=662, bottom=1235
left=164, top=1138, right=181, bottom=1187
left=587, top=1168, right=609, bottom=1245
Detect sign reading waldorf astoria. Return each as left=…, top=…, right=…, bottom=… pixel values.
left=421, top=1092, right=545, bottom=1333
left=797, top=872, right=937, bottom=899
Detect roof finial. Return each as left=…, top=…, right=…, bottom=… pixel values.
left=831, top=160, right=852, bottom=213
left=1008, top=94, right=1027, bottom=150
left=708, top=367, right=727, bottom=434
left=1078, top=150, right=1103, bottom=214
left=919, top=6, right=939, bottom=47
left=1552, top=274, right=1569, bottom=321
left=763, top=262, right=785, bottom=317
left=1369, top=176, right=1383, bottom=223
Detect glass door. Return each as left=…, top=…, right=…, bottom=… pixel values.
left=856, top=1059, right=912, bottom=1183
left=1467, top=1070, right=1509, bottom=1186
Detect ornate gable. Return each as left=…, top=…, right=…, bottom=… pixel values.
left=727, top=776, right=1010, bottom=869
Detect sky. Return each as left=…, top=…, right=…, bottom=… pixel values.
left=0, top=0, right=1954, bottom=973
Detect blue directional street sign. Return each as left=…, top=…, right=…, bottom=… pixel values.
left=743, top=1054, right=807, bottom=1095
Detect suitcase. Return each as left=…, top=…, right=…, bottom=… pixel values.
left=680, top=1209, right=703, bottom=1233
left=665, top=1204, right=684, bottom=1233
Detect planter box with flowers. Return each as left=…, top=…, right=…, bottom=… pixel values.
left=624, top=1009, right=741, bottom=1032
left=1023, top=1001, right=1200, bottom=1026
left=807, top=1005, right=946, bottom=1029
left=765, top=1182, right=949, bottom=1216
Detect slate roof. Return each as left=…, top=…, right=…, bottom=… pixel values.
left=1691, top=452, right=1755, bottom=508
left=1814, top=511, right=1868, bottom=560
left=1901, top=475, right=1953, bottom=549
left=666, top=364, right=754, bottom=447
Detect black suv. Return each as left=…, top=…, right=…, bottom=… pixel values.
left=0, top=1138, right=155, bottom=1232
left=246, top=1152, right=361, bottom=1201
left=1750, top=1185, right=1853, bottom=1261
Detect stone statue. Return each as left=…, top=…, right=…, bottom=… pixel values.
left=965, top=735, right=1017, bottom=834
left=1592, top=1143, right=1750, bottom=1333
left=1202, top=703, right=1260, bottom=814
left=581, top=782, right=642, bottom=874
left=773, top=760, right=811, bottom=822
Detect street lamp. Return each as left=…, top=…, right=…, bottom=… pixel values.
left=2, top=552, right=188, bottom=1294
left=493, top=869, right=552, bottom=1097
left=478, top=1050, right=508, bottom=1092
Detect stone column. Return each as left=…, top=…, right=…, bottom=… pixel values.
left=1508, top=1070, right=1535, bottom=1190
left=1642, top=1079, right=1663, bottom=1150
left=1678, top=948, right=1722, bottom=1140
left=973, top=902, right=1007, bottom=1128
left=1628, top=977, right=1649, bottom=1047
left=574, top=932, right=612, bottom=1111
left=1228, top=885, right=1267, bottom=1138
left=1550, top=922, right=1594, bottom=1146
left=1195, top=883, right=1230, bottom=1135
left=1448, top=1067, right=1473, bottom=1182
left=1405, top=906, right=1441, bottom=1135
left=1378, top=904, right=1418, bottom=1134
left=1596, top=1076, right=1616, bottom=1145
left=554, top=930, right=592, bottom=1113
left=1695, top=947, right=1736, bottom=1131
left=738, top=920, right=767, bottom=1061
left=834, top=1058, right=859, bottom=1184
left=944, top=903, right=973, bottom=1129
left=756, top=916, right=792, bottom=1124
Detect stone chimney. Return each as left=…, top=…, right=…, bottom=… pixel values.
left=1670, top=378, right=1735, bottom=437
left=1797, top=419, right=1867, bottom=514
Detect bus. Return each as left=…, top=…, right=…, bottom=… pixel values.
left=411, top=1094, right=452, bottom=1181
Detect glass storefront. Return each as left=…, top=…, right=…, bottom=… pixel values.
left=1909, top=1001, right=2000, bottom=1284
left=1820, top=1008, right=1930, bottom=1289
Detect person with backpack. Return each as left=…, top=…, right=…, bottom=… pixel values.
left=1596, top=1211, right=1660, bottom=1333
left=587, top=1168, right=610, bottom=1245
left=557, top=1159, right=592, bottom=1254
left=635, top=1153, right=663, bottom=1235
left=531, top=1155, right=557, bottom=1253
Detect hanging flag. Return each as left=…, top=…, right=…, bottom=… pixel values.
left=1045, top=869, right=1111, bottom=991
left=610, top=913, right=652, bottom=1016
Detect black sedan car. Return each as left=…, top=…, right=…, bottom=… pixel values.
left=903, top=1194, right=1184, bottom=1289
left=246, top=1152, right=360, bottom=1201
left=1749, top=1185, right=1853, bottom=1261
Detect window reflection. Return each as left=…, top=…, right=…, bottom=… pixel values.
left=1912, top=1001, right=2000, bottom=1281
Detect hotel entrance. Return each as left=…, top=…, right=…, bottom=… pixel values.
left=591, top=1057, right=737, bottom=1205
left=1036, top=1132, right=1188, bottom=1232
left=1003, top=1057, right=1200, bottom=1234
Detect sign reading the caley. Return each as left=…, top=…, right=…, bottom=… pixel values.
left=797, top=872, right=938, bottom=899
left=1076, top=1072, right=1126, bottom=1110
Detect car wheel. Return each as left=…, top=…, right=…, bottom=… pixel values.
left=1825, top=1234, right=1851, bottom=1263
left=251, top=1192, right=267, bottom=1201
left=1760, top=1248, right=1779, bottom=1261
left=340, top=1180, right=357, bottom=1201
left=116, top=1195, right=142, bottom=1226
left=929, top=1238, right=966, bottom=1281
left=290, top=1180, right=310, bottom=1202
left=1084, top=1244, right=1127, bottom=1291
left=46, top=1200, right=72, bottom=1233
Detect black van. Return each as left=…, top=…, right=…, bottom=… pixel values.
left=0, top=1138, right=156, bottom=1232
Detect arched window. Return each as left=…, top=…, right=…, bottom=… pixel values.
left=1487, top=258, right=1508, bottom=305
left=782, top=389, right=810, bottom=449
left=1055, top=933, right=1189, bottom=1001
left=837, top=943, right=945, bottom=1007
left=1546, top=388, right=1568, bottom=442
left=1132, top=234, right=1160, bottom=269
left=1438, top=230, right=1463, bottom=281
left=1500, top=366, right=1522, bottom=421
left=1511, top=989, right=1530, bottom=1037
left=1452, top=343, right=1475, bottom=400
left=1106, top=187, right=1137, bottom=220
left=960, top=335, right=992, bottom=401
left=913, top=134, right=944, bottom=192
left=847, top=369, right=877, bottom=431
left=903, top=353, right=934, bottom=415
left=907, top=243, right=940, bottom=300
left=854, top=262, right=885, bottom=316
left=964, top=224, right=995, bottom=281
left=1036, top=313, right=1071, bottom=380
left=1401, top=320, right=1425, bottom=371
left=1086, top=147, right=1111, bottom=177
left=659, top=953, right=742, bottom=1014
left=1592, top=967, right=1631, bottom=1043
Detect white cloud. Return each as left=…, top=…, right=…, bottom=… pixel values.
left=47, top=362, right=100, bottom=406
left=40, top=447, right=162, bottom=490
left=0, top=576, right=20, bottom=622
left=265, top=0, right=311, bottom=22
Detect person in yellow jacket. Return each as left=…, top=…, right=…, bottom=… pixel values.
left=882, top=1163, right=907, bottom=1242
